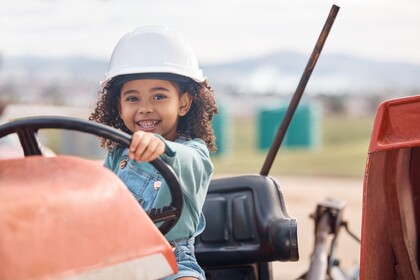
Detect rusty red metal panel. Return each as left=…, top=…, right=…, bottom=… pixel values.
left=369, top=95, right=420, bottom=153
left=361, top=95, right=420, bottom=279
left=360, top=151, right=396, bottom=279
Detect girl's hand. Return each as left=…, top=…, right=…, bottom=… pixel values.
left=128, top=131, right=165, bottom=162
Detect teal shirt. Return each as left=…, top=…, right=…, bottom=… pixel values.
left=104, top=137, right=213, bottom=241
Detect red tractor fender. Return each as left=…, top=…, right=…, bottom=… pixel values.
left=0, top=155, right=177, bottom=280
left=360, top=95, right=420, bottom=279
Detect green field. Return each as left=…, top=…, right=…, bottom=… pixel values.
left=211, top=116, right=375, bottom=178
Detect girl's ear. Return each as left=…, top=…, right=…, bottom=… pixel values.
left=179, top=92, right=192, bottom=116
left=118, top=103, right=122, bottom=117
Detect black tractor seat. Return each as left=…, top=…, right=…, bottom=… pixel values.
left=195, top=174, right=299, bottom=278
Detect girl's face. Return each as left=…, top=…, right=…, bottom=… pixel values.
left=119, top=79, right=191, bottom=141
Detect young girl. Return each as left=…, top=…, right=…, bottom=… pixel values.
left=90, top=26, right=217, bottom=280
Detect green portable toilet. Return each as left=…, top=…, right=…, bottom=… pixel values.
left=212, top=104, right=230, bottom=156
left=285, top=104, right=320, bottom=148
left=257, top=108, right=281, bottom=150
left=258, top=103, right=320, bottom=150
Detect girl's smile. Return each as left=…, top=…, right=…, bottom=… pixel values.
left=136, top=120, right=160, bottom=130
left=119, top=79, right=191, bottom=141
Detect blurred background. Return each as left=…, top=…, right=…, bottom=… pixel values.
left=1, top=0, right=419, bottom=177
left=1, top=0, right=419, bottom=278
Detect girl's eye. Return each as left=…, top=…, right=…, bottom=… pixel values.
left=125, top=96, right=138, bottom=102
left=153, top=94, right=166, bottom=100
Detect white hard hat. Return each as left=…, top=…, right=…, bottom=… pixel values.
left=100, top=25, right=206, bottom=89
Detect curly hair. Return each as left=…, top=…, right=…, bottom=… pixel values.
left=89, top=77, right=218, bottom=152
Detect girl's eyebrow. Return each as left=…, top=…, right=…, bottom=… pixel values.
left=121, top=89, right=138, bottom=96
left=121, top=87, right=170, bottom=96
left=150, top=87, right=170, bottom=92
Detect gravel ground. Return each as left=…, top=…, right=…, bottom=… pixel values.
left=271, top=175, right=364, bottom=280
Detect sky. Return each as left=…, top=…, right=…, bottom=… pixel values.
left=1, top=0, right=420, bottom=65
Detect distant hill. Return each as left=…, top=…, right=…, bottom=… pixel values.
left=1, top=55, right=108, bottom=80
left=2, top=52, right=420, bottom=95
left=203, top=52, right=420, bottom=94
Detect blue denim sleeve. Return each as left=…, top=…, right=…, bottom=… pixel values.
left=103, top=148, right=124, bottom=173
left=103, top=152, right=112, bottom=169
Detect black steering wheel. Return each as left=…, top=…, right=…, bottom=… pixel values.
left=0, top=116, right=183, bottom=235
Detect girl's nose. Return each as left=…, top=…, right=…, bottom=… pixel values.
left=138, top=102, right=153, bottom=114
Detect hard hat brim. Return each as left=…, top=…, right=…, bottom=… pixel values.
left=109, top=73, right=196, bottom=88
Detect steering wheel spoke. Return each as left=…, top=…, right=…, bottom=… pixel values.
left=17, top=127, right=43, bottom=156
left=147, top=206, right=181, bottom=221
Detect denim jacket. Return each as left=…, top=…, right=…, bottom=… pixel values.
left=103, top=136, right=213, bottom=242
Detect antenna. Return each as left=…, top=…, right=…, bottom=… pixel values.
left=260, top=4, right=340, bottom=176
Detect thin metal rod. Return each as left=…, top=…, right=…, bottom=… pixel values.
left=260, top=4, right=340, bottom=176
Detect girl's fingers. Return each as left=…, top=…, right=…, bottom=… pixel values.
left=131, top=133, right=152, bottom=160
left=141, top=138, right=165, bottom=162
left=129, top=131, right=144, bottom=151
left=129, top=131, right=165, bottom=162
left=128, top=131, right=145, bottom=160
